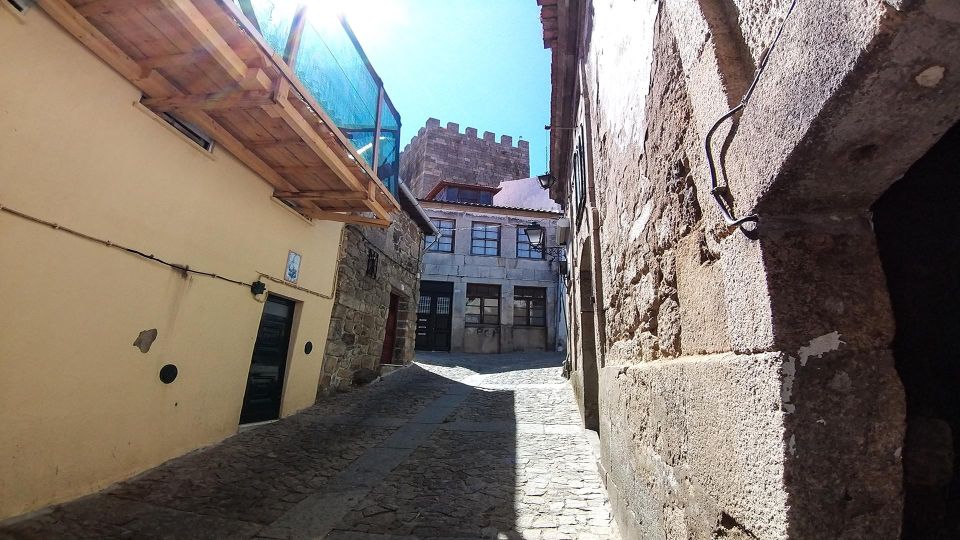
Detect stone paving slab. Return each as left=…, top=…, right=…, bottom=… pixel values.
left=451, top=388, right=581, bottom=425
left=0, top=352, right=618, bottom=539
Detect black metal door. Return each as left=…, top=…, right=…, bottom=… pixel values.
left=416, top=281, right=453, bottom=351
left=240, top=295, right=295, bottom=424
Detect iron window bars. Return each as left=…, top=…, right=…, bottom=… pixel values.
left=366, top=249, right=379, bottom=278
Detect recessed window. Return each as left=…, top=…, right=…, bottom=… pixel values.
left=470, top=222, right=500, bottom=256
left=517, top=226, right=545, bottom=259
left=514, top=287, right=547, bottom=327
left=572, top=126, right=588, bottom=226
left=159, top=112, right=215, bottom=152
left=466, top=284, right=500, bottom=325
left=425, top=218, right=455, bottom=252
left=366, top=249, right=379, bottom=278
left=438, top=186, right=494, bottom=205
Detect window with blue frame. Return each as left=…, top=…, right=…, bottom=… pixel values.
left=425, top=218, right=455, bottom=253
left=438, top=186, right=495, bottom=205
left=470, top=222, right=500, bottom=256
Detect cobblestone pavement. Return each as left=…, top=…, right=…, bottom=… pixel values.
left=0, top=352, right=618, bottom=539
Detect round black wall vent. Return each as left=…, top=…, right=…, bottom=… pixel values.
left=304, top=341, right=314, bottom=354
left=159, top=364, right=178, bottom=384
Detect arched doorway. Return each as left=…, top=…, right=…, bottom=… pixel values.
left=578, top=243, right=600, bottom=432
left=873, top=121, right=960, bottom=539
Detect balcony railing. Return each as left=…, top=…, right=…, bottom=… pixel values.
left=38, top=0, right=401, bottom=227
left=238, top=1, right=401, bottom=198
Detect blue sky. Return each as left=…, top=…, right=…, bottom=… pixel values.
left=341, top=0, right=552, bottom=176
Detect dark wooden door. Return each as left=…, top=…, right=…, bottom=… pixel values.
left=240, top=295, right=295, bottom=424
left=415, top=281, right=453, bottom=351
left=380, top=293, right=400, bottom=364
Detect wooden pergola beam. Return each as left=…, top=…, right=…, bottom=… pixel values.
left=139, top=50, right=208, bottom=73
left=142, top=90, right=274, bottom=111
left=363, top=181, right=391, bottom=222
left=158, top=0, right=269, bottom=91
left=274, top=190, right=367, bottom=201
left=36, top=0, right=395, bottom=225
left=38, top=0, right=146, bottom=84
left=266, top=93, right=366, bottom=194
left=179, top=110, right=297, bottom=191
left=218, top=0, right=401, bottom=213
left=37, top=0, right=298, bottom=195
left=299, top=209, right=390, bottom=228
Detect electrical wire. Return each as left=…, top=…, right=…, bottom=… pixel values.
left=704, top=0, right=800, bottom=227
left=353, top=225, right=424, bottom=277
left=0, top=202, right=329, bottom=298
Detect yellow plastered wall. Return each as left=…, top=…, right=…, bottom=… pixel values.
left=0, top=7, right=343, bottom=519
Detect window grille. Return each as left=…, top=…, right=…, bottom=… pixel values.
left=417, top=295, right=431, bottom=314
left=514, top=287, right=547, bottom=327
left=366, top=249, right=379, bottom=278
left=466, top=284, right=500, bottom=325
left=436, top=296, right=451, bottom=315
left=159, top=112, right=215, bottom=151
left=6, top=0, right=30, bottom=12
left=470, top=222, right=500, bottom=256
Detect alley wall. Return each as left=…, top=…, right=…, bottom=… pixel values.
left=320, top=214, right=424, bottom=393
left=550, top=0, right=960, bottom=536
left=0, top=7, right=341, bottom=520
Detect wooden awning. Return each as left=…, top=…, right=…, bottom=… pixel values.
left=38, top=0, right=399, bottom=227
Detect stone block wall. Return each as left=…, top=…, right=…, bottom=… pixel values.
left=401, top=118, right=531, bottom=198
left=320, top=210, right=424, bottom=394
left=550, top=0, right=960, bottom=537
left=419, top=203, right=563, bottom=354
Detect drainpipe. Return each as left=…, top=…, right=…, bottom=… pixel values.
left=400, top=183, right=438, bottom=237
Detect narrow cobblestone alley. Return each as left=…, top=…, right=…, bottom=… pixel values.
left=0, top=353, right=617, bottom=540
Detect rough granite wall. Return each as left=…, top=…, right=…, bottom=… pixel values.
left=583, top=12, right=795, bottom=538
left=401, top=118, right=531, bottom=198
left=555, top=0, right=960, bottom=536
left=320, top=211, right=423, bottom=394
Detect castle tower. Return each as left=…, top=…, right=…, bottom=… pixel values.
left=400, top=118, right=530, bottom=198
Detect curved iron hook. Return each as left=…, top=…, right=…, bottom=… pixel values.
left=704, top=0, right=799, bottom=228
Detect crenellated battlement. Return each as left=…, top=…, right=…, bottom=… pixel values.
left=401, top=118, right=531, bottom=198
left=405, top=118, right=529, bottom=153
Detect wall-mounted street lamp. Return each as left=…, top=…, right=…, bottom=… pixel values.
left=524, top=222, right=567, bottom=275
left=537, top=173, right=556, bottom=189
left=524, top=222, right=546, bottom=247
